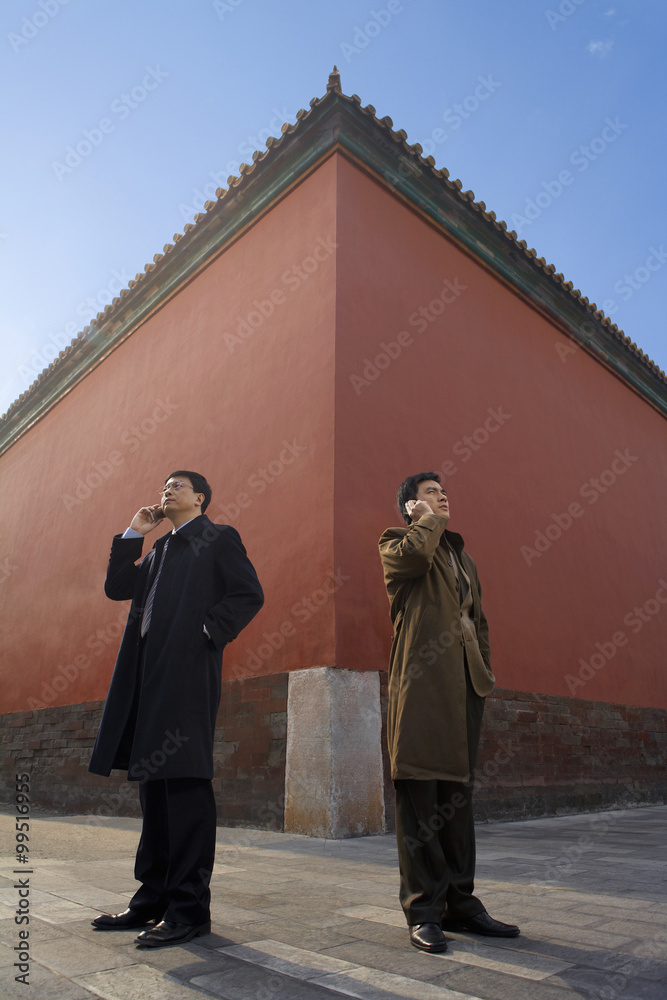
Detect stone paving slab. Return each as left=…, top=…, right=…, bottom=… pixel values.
left=256, top=902, right=366, bottom=930
left=496, top=904, right=602, bottom=927
left=428, top=964, right=582, bottom=1000
left=75, top=963, right=215, bottom=1000
left=26, top=935, right=138, bottom=977
left=515, top=919, right=637, bottom=949
left=595, top=919, right=667, bottom=941
left=0, top=915, right=66, bottom=949
left=192, top=954, right=359, bottom=999
left=1, top=955, right=95, bottom=1000
left=325, top=917, right=416, bottom=951
left=1, top=804, right=666, bottom=999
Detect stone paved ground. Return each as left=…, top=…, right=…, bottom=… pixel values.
left=1, top=804, right=666, bottom=1000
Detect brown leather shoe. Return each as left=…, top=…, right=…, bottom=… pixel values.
left=409, top=922, right=448, bottom=952
left=135, top=919, right=211, bottom=948
left=92, top=908, right=162, bottom=930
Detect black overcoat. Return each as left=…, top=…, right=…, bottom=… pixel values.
left=89, top=514, right=263, bottom=781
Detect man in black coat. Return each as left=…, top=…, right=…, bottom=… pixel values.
left=89, top=470, right=263, bottom=947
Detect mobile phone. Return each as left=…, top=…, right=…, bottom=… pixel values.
left=149, top=507, right=167, bottom=522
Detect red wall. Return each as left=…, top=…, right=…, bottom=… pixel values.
left=1, top=157, right=339, bottom=713
left=333, top=155, right=667, bottom=710
left=2, top=151, right=665, bottom=716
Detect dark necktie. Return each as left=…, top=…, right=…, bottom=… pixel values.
left=140, top=537, right=170, bottom=637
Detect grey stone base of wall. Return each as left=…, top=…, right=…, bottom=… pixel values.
left=1, top=677, right=664, bottom=834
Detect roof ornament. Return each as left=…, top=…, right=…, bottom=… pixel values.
left=327, top=65, right=342, bottom=93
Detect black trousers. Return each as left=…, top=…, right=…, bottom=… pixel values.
left=129, top=777, right=217, bottom=926
left=394, top=664, right=485, bottom=926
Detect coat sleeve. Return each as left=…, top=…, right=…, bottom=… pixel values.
left=203, top=527, right=264, bottom=648
left=378, top=514, right=448, bottom=580
left=104, top=535, right=146, bottom=601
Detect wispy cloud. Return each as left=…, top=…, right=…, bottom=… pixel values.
left=587, top=39, right=614, bottom=57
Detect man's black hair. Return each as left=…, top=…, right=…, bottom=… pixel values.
left=396, top=472, right=442, bottom=524
left=165, top=470, right=212, bottom=513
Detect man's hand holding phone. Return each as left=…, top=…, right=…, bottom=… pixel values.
left=129, top=504, right=167, bottom=535
left=405, top=499, right=440, bottom=520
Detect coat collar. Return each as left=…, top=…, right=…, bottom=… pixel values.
left=152, top=514, right=212, bottom=550
left=444, top=528, right=466, bottom=557
left=173, top=513, right=211, bottom=541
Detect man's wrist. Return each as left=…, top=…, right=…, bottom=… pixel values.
left=122, top=527, right=144, bottom=539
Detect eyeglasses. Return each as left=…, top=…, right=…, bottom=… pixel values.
left=158, top=481, right=194, bottom=496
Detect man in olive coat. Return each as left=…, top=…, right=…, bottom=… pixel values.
left=379, top=472, right=519, bottom=953
left=89, top=471, right=263, bottom=948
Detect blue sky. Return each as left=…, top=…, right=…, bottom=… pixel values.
left=1, top=0, right=665, bottom=416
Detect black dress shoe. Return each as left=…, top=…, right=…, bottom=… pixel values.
left=135, top=919, right=211, bottom=948
left=443, top=911, right=520, bottom=937
left=409, top=922, right=448, bottom=953
left=92, top=908, right=162, bottom=930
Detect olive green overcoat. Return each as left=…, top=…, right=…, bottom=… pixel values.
left=379, top=513, right=495, bottom=782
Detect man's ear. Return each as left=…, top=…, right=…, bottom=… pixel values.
left=194, top=493, right=204, bottom=509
